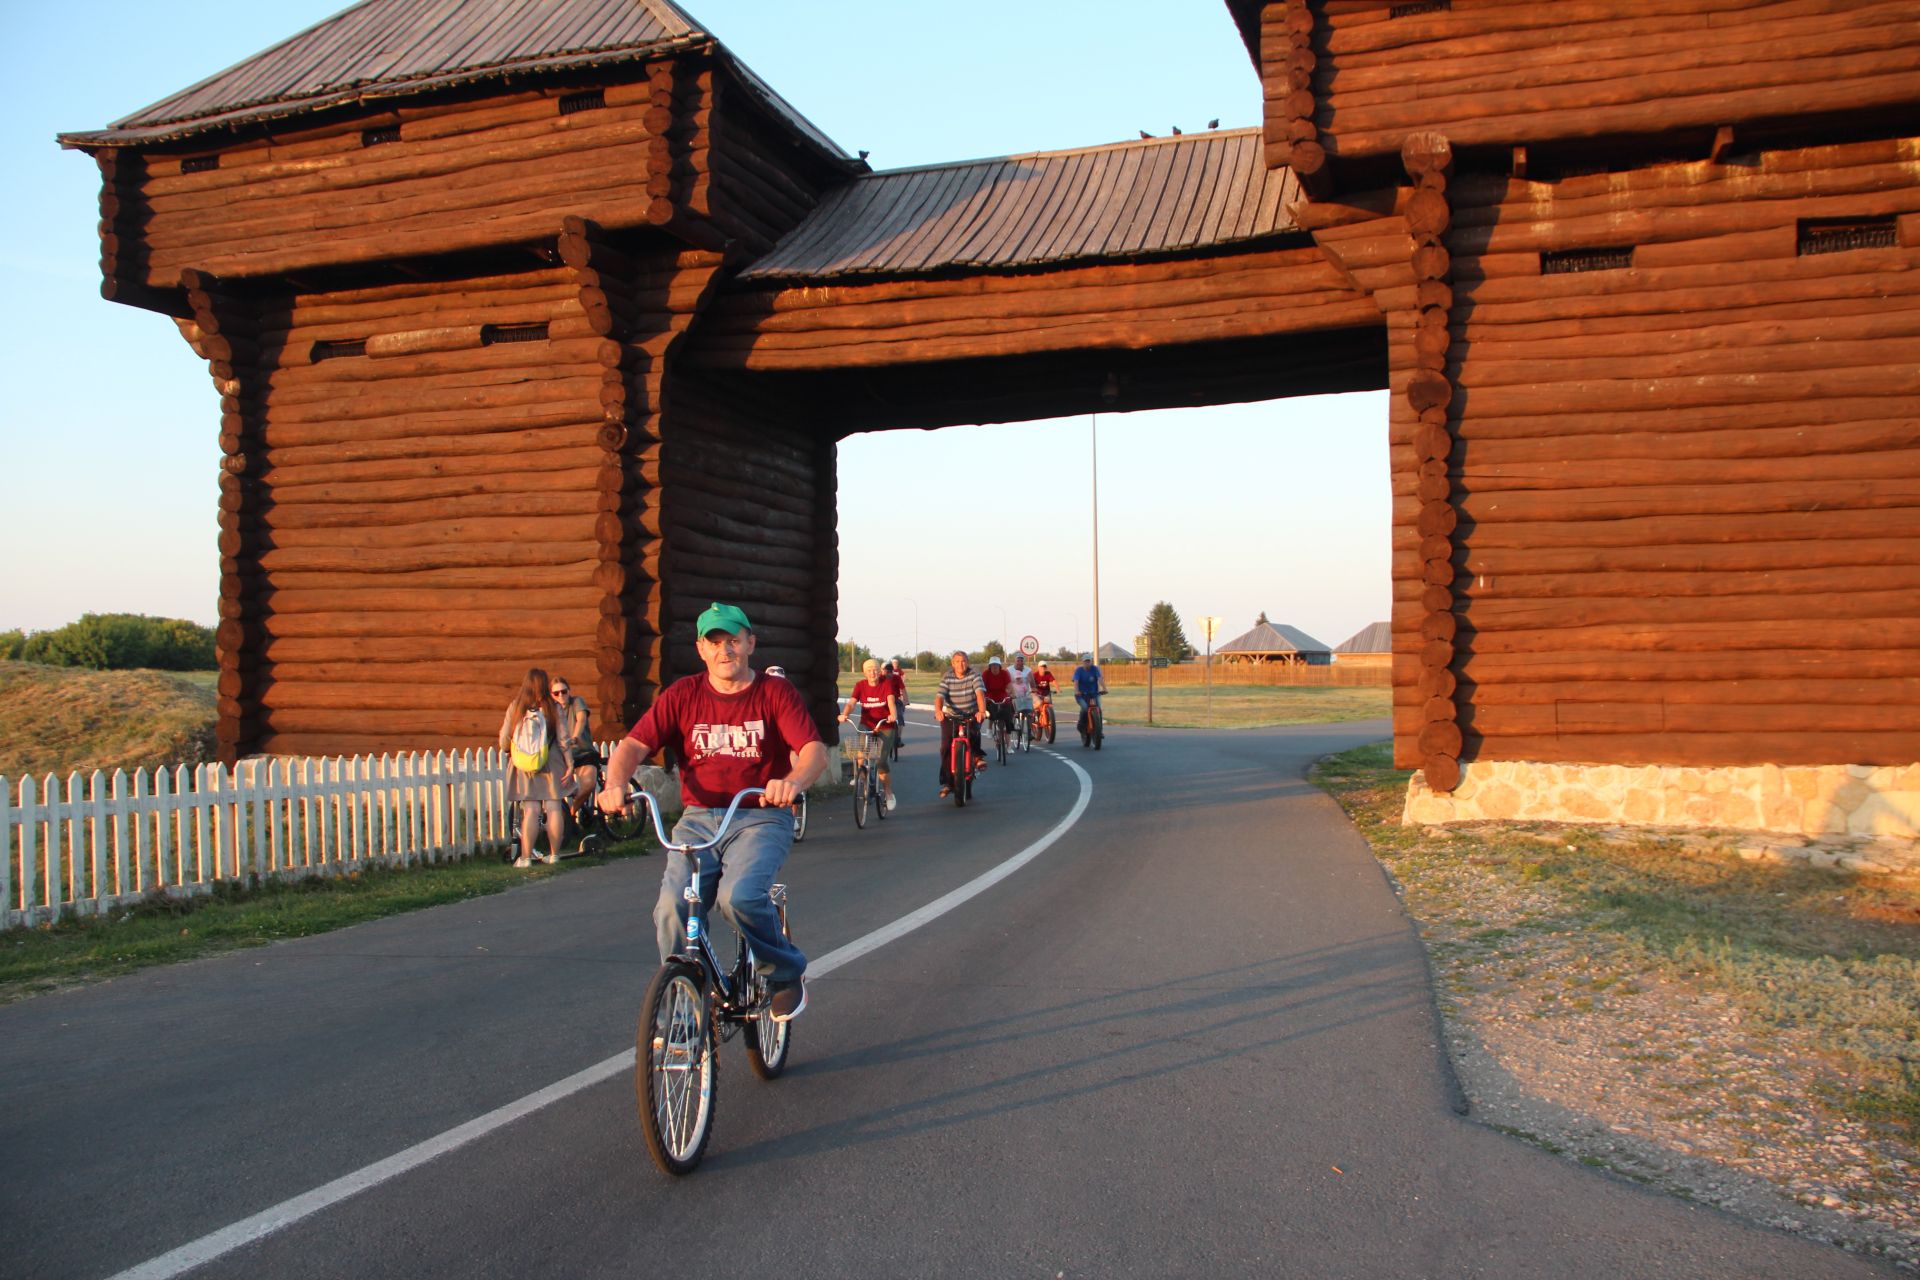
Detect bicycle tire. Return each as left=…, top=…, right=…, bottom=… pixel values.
left=995, top=724, right=1008, bottom=766
left=854, top=764, right=869, bottom=830
left=745, top=902, right=795, bottom=1079
left=952, top=741, right=968, bottom=808
left=1093, top=707, right=1104, bottom=750
left=637, top=959, right=716, bottom=1176
left=601, top=804, right=646, bottom=844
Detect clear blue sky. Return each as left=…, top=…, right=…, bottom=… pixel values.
left=0, top=1, right=1390, bottom=658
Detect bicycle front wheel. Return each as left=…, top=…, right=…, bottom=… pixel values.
left=601, top=802, right=646, bottom=845
left=854, top=763, right=869, bottom=829
left=638, top=959, right=716, bottom=1176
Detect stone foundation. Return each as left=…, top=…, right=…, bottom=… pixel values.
left=1402, top=759, right=1920, bottom=841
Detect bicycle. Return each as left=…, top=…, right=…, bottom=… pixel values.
left=506, top=748, right=646, bottom=862
left=1079, top=699, right=1105, bottom=750
left=941, top=711, right=980, bottom=807
left=1014, top=704, right=1034, bottom=753
left=987, top=698, right=1011, bottom=766
left=625, top=786, right=796, bottom=1176
left=848, top=722, right=894, bottom=829
left=1033, top=695, right=1057, bottom=745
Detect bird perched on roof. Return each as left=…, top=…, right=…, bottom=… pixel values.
left=1171, top=126, right=1183, bottom=135
left=1138, top=130, right=1154, bottom=139
left=1208, top=118, right=1220, bottom=129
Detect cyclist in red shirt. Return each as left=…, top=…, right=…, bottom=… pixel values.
left=980, top=656, right=1013, bottom=763
left=1031, top=660, right=1060, bottom=740
left=601, top=602, right=825, bottom=1022
left=837, top=658, right=899, bottom=811
left=885, top=660, right=910, bottom=748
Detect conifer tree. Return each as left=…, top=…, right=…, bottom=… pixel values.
left=1138, top=602, right=1194, bottom=661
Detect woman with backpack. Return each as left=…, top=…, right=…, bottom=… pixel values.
left=499, top=667, right=570, bottom=867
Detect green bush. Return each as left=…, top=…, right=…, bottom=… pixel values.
left=7, top=614, right=215, bottom=672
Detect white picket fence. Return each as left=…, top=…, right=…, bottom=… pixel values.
left=0, top=746, right=554, bottom=930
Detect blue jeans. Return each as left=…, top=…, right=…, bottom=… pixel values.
left=653, top=807, right=807, bottom=982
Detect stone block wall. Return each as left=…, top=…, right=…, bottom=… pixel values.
left=1403, top=760, right=1920, bottom=841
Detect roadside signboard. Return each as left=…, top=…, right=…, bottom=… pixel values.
left=1019, top=634, right=1039, bottom=656
left=1151, top=657, right=1170, bottom=669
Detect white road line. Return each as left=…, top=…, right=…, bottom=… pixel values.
left=106, top=749, right=1093, bottom=1280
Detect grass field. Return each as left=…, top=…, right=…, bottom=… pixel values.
left=1312, top=741, right=1920, bottom=1142
left=0, top=661, right=217, bottom=780
left=845, top=670, right=1390, bottom=730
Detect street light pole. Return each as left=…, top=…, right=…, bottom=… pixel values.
left=1090, top=413, right=1101, bottom=668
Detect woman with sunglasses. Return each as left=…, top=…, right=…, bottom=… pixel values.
left=552, top=675, right=596, bottom=826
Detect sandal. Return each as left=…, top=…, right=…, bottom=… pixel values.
left=938, top=786, right=951, bottom=798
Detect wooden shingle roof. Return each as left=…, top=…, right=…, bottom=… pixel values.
left=1217, top=618, right=1331, bottom=655
left=739, top=129, right=1303, bottom=282
left=60, top=0, right=849, bottom=161
left=1333, top=621, right=1392, bottom=654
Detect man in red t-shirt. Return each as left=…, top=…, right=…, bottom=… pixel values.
left=1031, top=660, right=1060, bottom=739
left=979, top=656, right=1014, bottom=762
left=838, top=658, right=899, bottom=811
left=601, top=601, right=826, bottom=1021
left=885, top=660, right=910, bottom=746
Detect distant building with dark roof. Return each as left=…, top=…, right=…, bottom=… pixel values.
left=1215, top=613, right=1331, bottom=665
left=1333, top=621, right=1391, bottom=654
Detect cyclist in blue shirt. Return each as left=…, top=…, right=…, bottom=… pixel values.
left=1072, top=653, right=1106, bottom=737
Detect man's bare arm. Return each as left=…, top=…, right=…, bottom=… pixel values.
left=598, top=736, right=652, bottom=814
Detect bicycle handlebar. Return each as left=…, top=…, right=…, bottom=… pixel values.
left=619, top=786, right=771, bottom=855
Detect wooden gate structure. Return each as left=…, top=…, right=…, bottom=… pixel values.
left=61, top=1, right=1920, bottom=834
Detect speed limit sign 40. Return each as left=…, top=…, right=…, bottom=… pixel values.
left=1019, top=635, right=1039, bottom=656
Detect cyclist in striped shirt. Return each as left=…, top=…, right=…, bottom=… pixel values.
left=935, top=649, right=989, bottom=800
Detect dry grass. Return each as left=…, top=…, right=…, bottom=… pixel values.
left=1101, top=683, right=1390, bottom=728
left=0, top=661, right=217, bottom=782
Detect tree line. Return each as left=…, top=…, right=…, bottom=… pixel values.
left=0, top=614, right=217, bottom=671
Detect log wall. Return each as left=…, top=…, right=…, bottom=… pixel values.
left=130, top=80, right=675, bottom=287
left=1410, top=134, right=1920, bottom=768
left=660, top=369, right=839, bottom=734
left=1304, top=0, right=1920, bottom=163
left=686, top=242, right=1378, bottom=371
left=202, top=264, right=609, bottom=759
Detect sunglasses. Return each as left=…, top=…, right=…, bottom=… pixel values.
left=552, top=688, right=569, bottom=697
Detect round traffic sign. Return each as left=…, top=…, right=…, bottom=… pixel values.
left=1019, top=634, right=1039, bottom=655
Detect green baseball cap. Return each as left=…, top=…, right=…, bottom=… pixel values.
left=696, top=601, right=753, bottom=637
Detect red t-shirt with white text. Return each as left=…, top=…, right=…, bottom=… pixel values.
left=849, top=678, right=896, bottom=731
left=1033, top=670, right=1059, bottom=695
left=629, top=672, right=822, bottom=810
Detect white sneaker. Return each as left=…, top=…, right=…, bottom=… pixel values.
left=512, top=855, right=532, bottom=868
left=886, top=792, right=897, bottom=812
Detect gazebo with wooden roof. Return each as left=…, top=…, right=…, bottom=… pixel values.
left=1215, top=614, right=1332, bottom=666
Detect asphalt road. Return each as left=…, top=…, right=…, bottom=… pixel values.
left=0, top=717, right=1887, bottom=1279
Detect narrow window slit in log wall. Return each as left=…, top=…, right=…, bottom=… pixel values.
left=181, top=155, right=219, bottom=173
left=310, top=338, right=367, bottom=361
left=558, top=90, right=606, bottom=116
left=1796, top=216, right=1897, bottom=257
left=361, top=125, right=401, bottom=147
left=480, top=322, right=549, bottom=345
left=1390, top=1, right=1449, bottom=17
left=1541, top=246, right=1634, bottom=275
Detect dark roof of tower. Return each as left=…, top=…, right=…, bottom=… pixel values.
left=59, top=0, right=849, bottom=162
left=739, top=129, right=1303, bottom=282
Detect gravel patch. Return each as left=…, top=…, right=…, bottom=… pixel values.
left=1314, top=751, right=1920, bottom=1274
